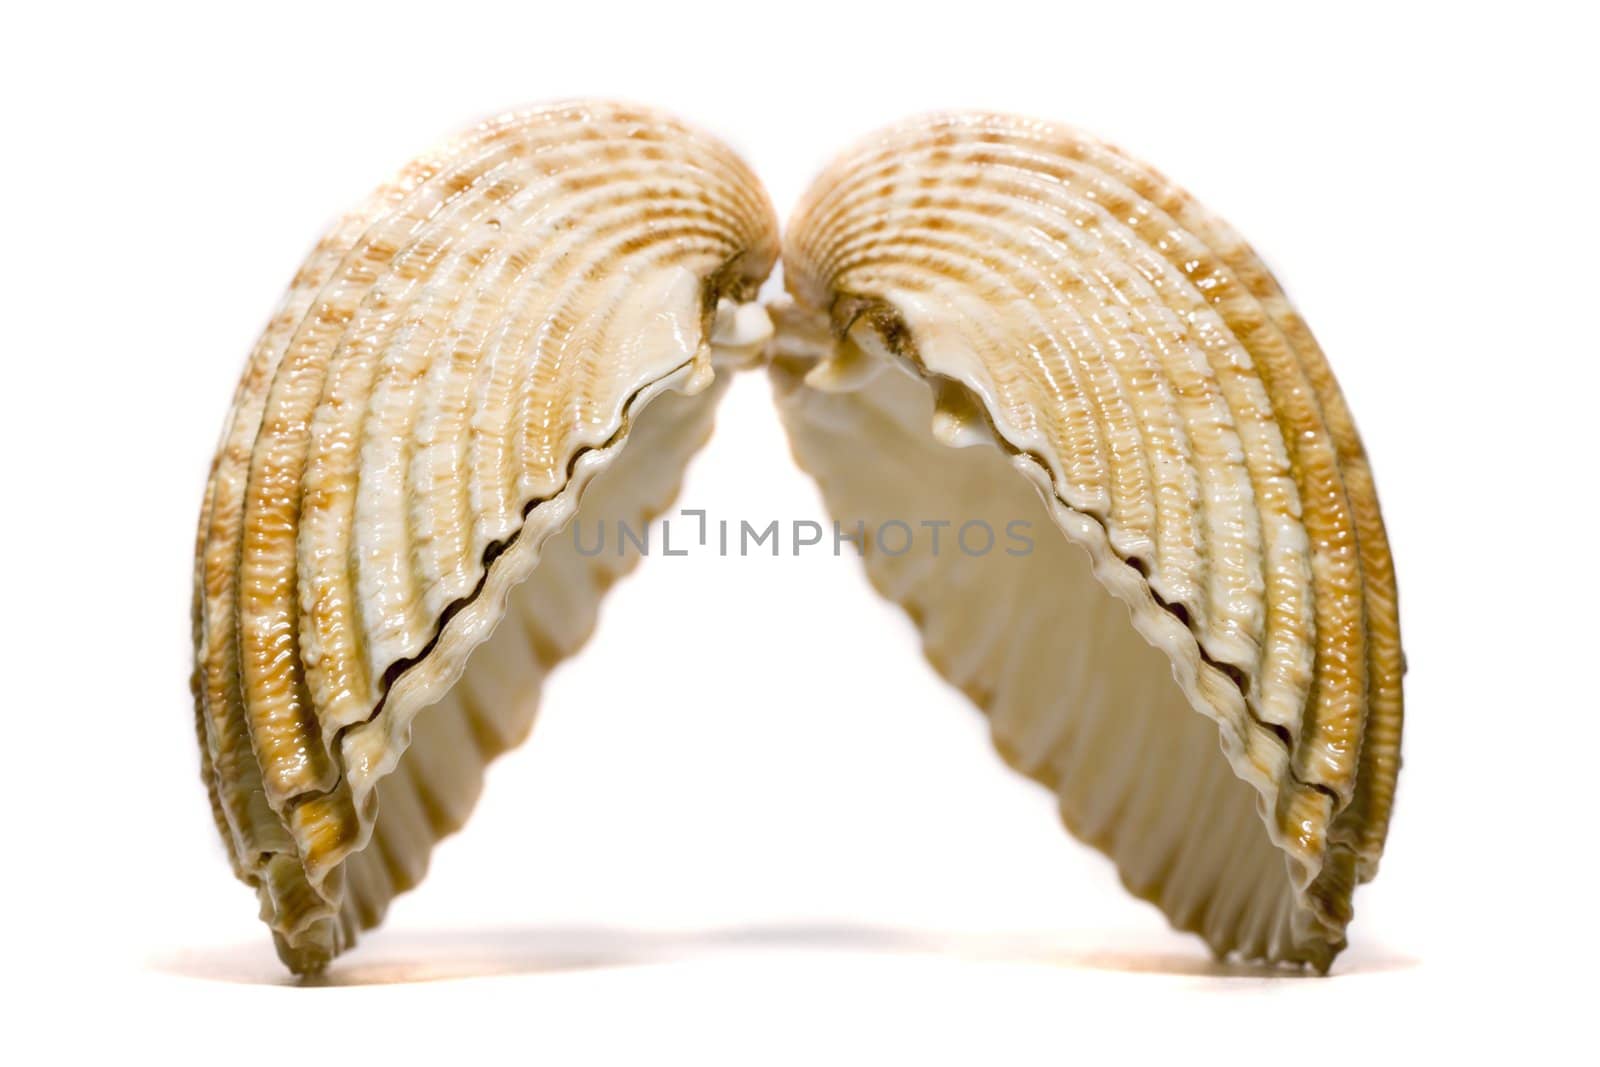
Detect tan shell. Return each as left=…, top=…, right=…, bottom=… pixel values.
left=191, top=101, right=777, bottom=972
left=195, top=103, right=1400, bottom=975
left=771, top=111, right=1402, bottom=970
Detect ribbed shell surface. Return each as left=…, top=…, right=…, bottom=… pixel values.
left=781, top=112, right=1402, bottom=966
left=191, top=102, right=777, bottom=971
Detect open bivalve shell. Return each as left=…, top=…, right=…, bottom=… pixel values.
left=194, top=103, right=1401, bottom=976
left=191, top=101, right=777, bottom=973
left=771, top=112, right=1403, bottom=971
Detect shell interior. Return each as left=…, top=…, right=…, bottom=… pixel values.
left=190, top=102, right=777, bottom=971
left=773, top=112, right=1403, bottom=969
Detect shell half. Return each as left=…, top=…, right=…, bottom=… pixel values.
left=191, top=101, right=777, bottom=972
left=772, top=112, right=1403, bottom=969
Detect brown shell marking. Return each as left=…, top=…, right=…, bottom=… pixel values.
left=192, top=102, right=777, bottom=972
left=775, top=111, right=1402, bottom=969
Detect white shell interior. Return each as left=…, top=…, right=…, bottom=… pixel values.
left=320, top=370, right=731, bottom=953
left=771, top=337, right=1308, bottom=963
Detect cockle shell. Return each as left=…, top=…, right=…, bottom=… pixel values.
left=770, top=112, right=1403, bottom=970
left=194, top=102, right=1401, bottom=975
left=191, top=101, right=777, bottom=972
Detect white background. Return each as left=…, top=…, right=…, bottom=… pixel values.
left=4, top=0, right=1595, bottom=1060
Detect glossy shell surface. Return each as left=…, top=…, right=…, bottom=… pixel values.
left=192, top=101, right=777, bottom=972
left=193, top=104, right=1401, bottom=975
left=774, top=112, right=1402, bottom=969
